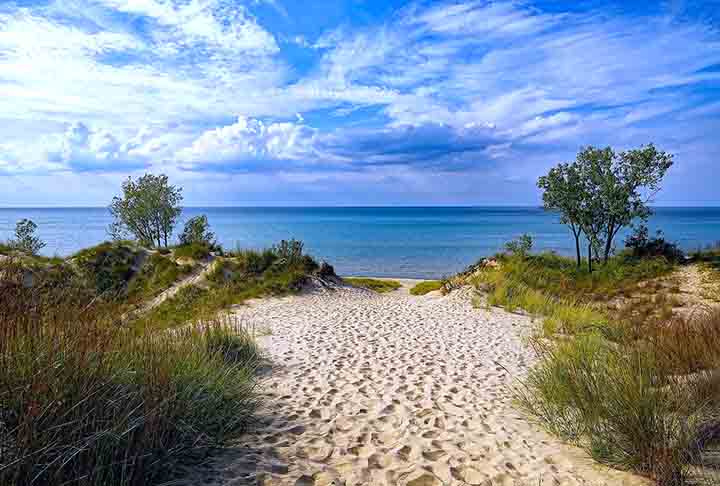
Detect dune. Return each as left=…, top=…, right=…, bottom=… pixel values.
left=185, top=282, right=645, bottom=486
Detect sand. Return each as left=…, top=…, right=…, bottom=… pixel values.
left=188, top=281, right=645, bottom=486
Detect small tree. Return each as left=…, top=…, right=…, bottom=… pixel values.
left=538, top=163, right=586, bottom=267
left=577, top=144, right=673, bottom=263
left=539, top=144, right=673, bottom=271
left=108, top=174, right=183, bottom=248
left=504, top=233, right=534, bottom=257
left=179, top=215, right=215, bottom=247
left=12, top=219, right=46, bottom=255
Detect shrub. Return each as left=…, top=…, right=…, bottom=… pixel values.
left=625, top=225, right=684, bottom=263
left=73, top=242, right=141, bottom=296
left=272, top=239, right=304, bottom=265
left=179, top=215, right=216, bottom=247
left=233, top=248, right=277, bottom=275
left=0, top=261, right=259, bottom=486
left=173, top=241, right=212, bottom=260
left=409, top=280, right=443, bottom=295
left=504, top=233, right=533, bottom=257
left=9, top=219, right=46, bottom=255
left=318, top=261, right=336, bottom=278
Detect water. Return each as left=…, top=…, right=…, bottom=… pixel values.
left=1, top=207, right=719, bottom=279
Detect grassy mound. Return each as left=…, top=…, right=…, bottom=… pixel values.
left=344, top=277, right=402, bottom=293
left=470, top=251, right=719, bottom=484
left=409, top=280, right=444, bottom=295
left=135, top=244, right=329, bottom=331
left=0, top=260, right=259, bottom=486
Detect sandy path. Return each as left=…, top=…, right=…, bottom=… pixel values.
left=190, top=284, right=644, bottom=486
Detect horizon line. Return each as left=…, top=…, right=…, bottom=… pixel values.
left=1, top=204, right=720, bottom=210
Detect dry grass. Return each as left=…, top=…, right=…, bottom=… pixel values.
left=0, top=259, right=260, bottom=486
left=470, top=250, right=720, bottom=484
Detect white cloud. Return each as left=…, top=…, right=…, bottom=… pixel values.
left=175, top=116, right=319, bottom=168
left=0, top=0, right=718, bottom=204
left=94, top=0, right=279, bottom=53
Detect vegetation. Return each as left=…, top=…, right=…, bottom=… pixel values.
left=135, top=244, right=328, bottom=331
left=73, top=241, right=143, bottom=296
left=173, top=241, right=213, bottom=260
left=0, top=259, right=260, bottom=486
left=625, top=225, right=685, bottom=263
left=518, top=311, right=720, bottom=486
left=9, top=219, right=46, bottom=255
left=538, top=144, right=674, bottom=270
left=692, top=242, right=720, bottom=272
left=504, top=233, right=534, bottom=257
left=474, top=251, right=673, bottom=308
left=126, top=252, right=195, bottom=302
left=470, top=240, right=718, bottom=485
left=409, top=280, right=444, bottom=295
left=109, top=174, right=183, bottom=248
left=179, top=215, right=216, bottom=247
left=344, top=277, right=402, bottom=293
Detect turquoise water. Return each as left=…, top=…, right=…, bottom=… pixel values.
left=1, top=207, right=719, bottom=279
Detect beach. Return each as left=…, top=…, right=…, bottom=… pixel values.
left=185, top=280, right=644, bottom=486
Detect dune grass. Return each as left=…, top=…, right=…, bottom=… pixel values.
left=133, top=247, right=324, bottom=331
left=517, top=311, right=720, bottom=485
left=344, top=277, right=402, bottom=293
left=172, top=241, right=214, bottom=260
left=692, top=243, right=720, bottom=273
left=472, top=251, right=719, bottom=484
left=0, top=259, right=260, bottom=486
left=409, top=280, right=444, bottom=295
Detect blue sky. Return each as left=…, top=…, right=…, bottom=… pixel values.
left=0, top=0, right=718, bottom=206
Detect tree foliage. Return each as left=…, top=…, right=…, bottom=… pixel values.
left=504, top=233, right=534, bottom=257
left=108, top=174, right=183, bottom=248
left=11, top=219, right=46, bottom=255
left=538, top=163, right=585, bottom=267
left=179, top=215, right=215, bottom=247
left=538, top=144, right=673, bottom=271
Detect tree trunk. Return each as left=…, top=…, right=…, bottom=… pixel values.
left=603, top=234, right=613, bottom=263
left=603, top=222, right=615, bottom=263
left=588, top=242, right=593, bottom=273
left=574, top=232, right=581, bottom=268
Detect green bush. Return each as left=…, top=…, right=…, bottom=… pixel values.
left=73, top=241, right=141, bottom=296
left=344, top=278, right=402, bottom=293
left=0, top=262, right=259, bottom=486
left=173, top=241, right=212, bottom=260
left=179, top=215, right=215, bottom=247
left=409, top=280, right=443, bottom=295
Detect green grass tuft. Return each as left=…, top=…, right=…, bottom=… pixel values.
left=344, top=277, right=402, bottom=293
left=409, top=280, right=444, bottom=295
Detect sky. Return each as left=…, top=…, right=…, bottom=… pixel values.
left=0, top=0, right=719, bottom=207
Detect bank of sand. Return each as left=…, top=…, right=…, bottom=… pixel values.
left=190, top=281, right=646, bottom=486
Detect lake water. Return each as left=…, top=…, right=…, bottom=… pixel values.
left=1, top=207, right=719, bottom=279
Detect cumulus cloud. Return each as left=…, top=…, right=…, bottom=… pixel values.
left=47, top=122, right=151, bottom=172
left=175, top=116, right=321, bottom=169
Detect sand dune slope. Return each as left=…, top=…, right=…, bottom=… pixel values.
left=190, top=285, right=644, bottom=486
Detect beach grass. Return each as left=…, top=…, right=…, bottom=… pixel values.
left=344, top=277, right=402, bottom=293
left=0, top=259, right=260, bottom=486
left=472, top=250, right=719, bottom=484
left=409, top=280, right=444, bottom=295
